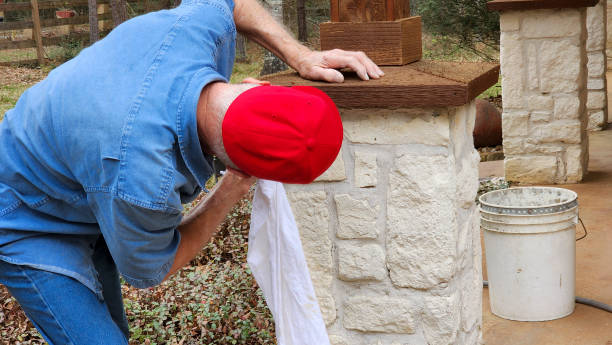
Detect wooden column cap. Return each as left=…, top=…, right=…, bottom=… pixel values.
left=487, top=0, right=598, bottom=12
left=262, top=61, right=500, bottom=108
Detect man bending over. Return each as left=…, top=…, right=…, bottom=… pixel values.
left=0, top=0, right=382, bottom=343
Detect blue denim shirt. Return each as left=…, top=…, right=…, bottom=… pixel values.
left=0, top=0, right=236, bottom=297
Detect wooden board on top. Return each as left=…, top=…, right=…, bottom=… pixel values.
left=320, top=17, right=421, bottom=66
left=487, top=0, right=597, bottom=11
left=331, top=0, right=410, bottom=22
left=262, top=61, right=500, bottom=108
left=408, top=61, right=500, bottom=101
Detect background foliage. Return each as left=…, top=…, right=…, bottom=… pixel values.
left=413, top=0, right=500, bottom=60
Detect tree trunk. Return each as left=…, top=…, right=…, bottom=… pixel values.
left=88, top=0, right=99, bottom=44
left=297, top=0, right=307, bottom=42
left=109, top=0, right=128, bottom=27
left=260, top=0, right=288, bottom=76
left=235, top=33, right=248, bottom=63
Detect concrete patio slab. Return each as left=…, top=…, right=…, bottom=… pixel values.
left=479, top=129, right=612, bottom=344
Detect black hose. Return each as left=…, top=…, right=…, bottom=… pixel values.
left=483, top=281, right=612, bottom=314
left=575, top=296, right=612, bottom=313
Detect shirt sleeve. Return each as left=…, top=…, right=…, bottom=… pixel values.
left=88, top=191, right=182, bottom=289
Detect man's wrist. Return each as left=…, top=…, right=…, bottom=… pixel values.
left=285, top=44, right=312, bottom=74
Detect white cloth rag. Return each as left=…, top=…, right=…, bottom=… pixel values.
left=247, top=179, right=330, bottom=345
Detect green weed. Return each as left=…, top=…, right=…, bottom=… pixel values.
left=0, top=84, right=30, bottom=120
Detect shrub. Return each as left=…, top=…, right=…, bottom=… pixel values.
left=413, top=0, right=500, bottom=60
left=124, top=190, right=277, bottom=345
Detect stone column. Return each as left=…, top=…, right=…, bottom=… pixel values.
left=607, top=0, right=612, bottom=68
left=587, top=0, right=609, bottom=130
left=499, top=8, right=589, bottom=184
left=285, top=104, right=483, bottom=344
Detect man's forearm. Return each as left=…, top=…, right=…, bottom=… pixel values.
left=233, top=0, right=383, bottom=82
left=163, top=170, right=255, bottom=281
left=233, top=0, right=309, bottom=70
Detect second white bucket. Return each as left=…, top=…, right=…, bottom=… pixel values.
left=479, top=187, right=578, bottom=321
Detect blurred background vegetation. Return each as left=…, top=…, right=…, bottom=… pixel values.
left=0, top=0, right=500, bottom=344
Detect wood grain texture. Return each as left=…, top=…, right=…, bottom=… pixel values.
left=392, top=0, right=409, bottom=20
left=334, top=0, right=409, bottom=21
left=0, top=0, right=121, bottom=12
left=29, top=0, right=45, bottom=65
left=338, top=0, right=385, bottom=22
left=0, top=30, right=111, bottom=50
left=261, top=61, right=500, bottom=108
left=330, top=0, right=340, bottom=21
left=0, top=12, right=111, bottom=30
left=320, top=17, right=421, bottom=65
left=0, top=59, right=39, bottom=66
left=487, top=0, right=597, bottom=11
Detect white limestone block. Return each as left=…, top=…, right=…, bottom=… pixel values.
left=587, top=90, right=606, bottom=109
left=530, top=111, right=552, bottom=123
left=338, top=242, right=386, bottom=282
left=455, top=150, right=480, bottom=209
left=587, top=0, right=606, bottom=51
left=527, top=43, right=539, bottom=90
left=502, top=111, right=529, bottom=137
left=588, top=51, right=606, bottom=78
left=588, top=110, right=606, bottom=130
left=505, top=156, right=558, bottom=183
left=502, top=137, right=524, bottom=155
left=500, top=32, right=525, bottom=109
left=422, top=293, right=461, bottom=345
left=335, top=194, right=379, bottom=239
left=539, top=39, right=582, bottom=93
left=318, top=295, right=337, bottom=326
left=386, top=153, right=457, bottom=289
left=315, top=149, right=346, bottom=182
left=588, top=78, right=605, bottom=90
left=521, top=9, right=581, bottom=38
left=522, top=142, right=565, bottom=154
left=354, top=151, right=377, bottom=188
left=554, top=96, right=581, bottom=119
left=449, top=103, right=476, bottom=160
left=565, top=143, right=587, bottom=182
left=343, top=296, right=417, bottom=333
left=341, top=108, right=450, bottom=146
left=528, top=95, right=554, bottom=110
left=287, top=191, right=336, bottom=325
left=500, top=11, right=520, bottom=32
left=530, top=120, right=581, bottom=144
left=329, top=335, right=349, bottom=345
left=461, top=267, right=483, bottom=332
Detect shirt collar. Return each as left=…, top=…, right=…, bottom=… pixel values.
left=177, top=68, right=227, bottom=188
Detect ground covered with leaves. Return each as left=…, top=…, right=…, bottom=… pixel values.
left=1, top=190, right=276, bottom=345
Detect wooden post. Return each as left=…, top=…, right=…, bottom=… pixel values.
left=235, top=33, right=247, bottom=62
left=29, top=0, right=44, bottom=65
left=89, top=0, right=99, bottom=43
left=297, top=0, right=307, bottom=41
left=109, top=0, right=128, bottom=27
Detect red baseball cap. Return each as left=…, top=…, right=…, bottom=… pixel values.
left=222, top=85, right=343, bottom=184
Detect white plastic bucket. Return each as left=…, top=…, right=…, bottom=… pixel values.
left=479, top=187, right=578, bottom=321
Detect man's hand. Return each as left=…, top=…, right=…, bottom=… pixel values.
left=215, top=168, right=256, bottom=199
left=233, top=0, right=383, bottom=84
left=296, top=49, right=384, bottom=83
left=164, top=168, right=255, bottom=281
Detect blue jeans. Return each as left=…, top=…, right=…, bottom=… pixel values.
left=0, top=238, right=129, bottom=345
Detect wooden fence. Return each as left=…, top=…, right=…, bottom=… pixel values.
left=0, top=0, right=170, bottom=65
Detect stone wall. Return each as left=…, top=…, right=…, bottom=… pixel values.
left=607, top=0, right=612, bottom=68
left=285, top=104, right=483, bottom=345
left=500, top=8, right=589, bottom=184
left=587, top=0, right=608, bottom=130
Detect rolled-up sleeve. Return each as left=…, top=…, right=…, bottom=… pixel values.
left=88, top=192, right=182, bottom=288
